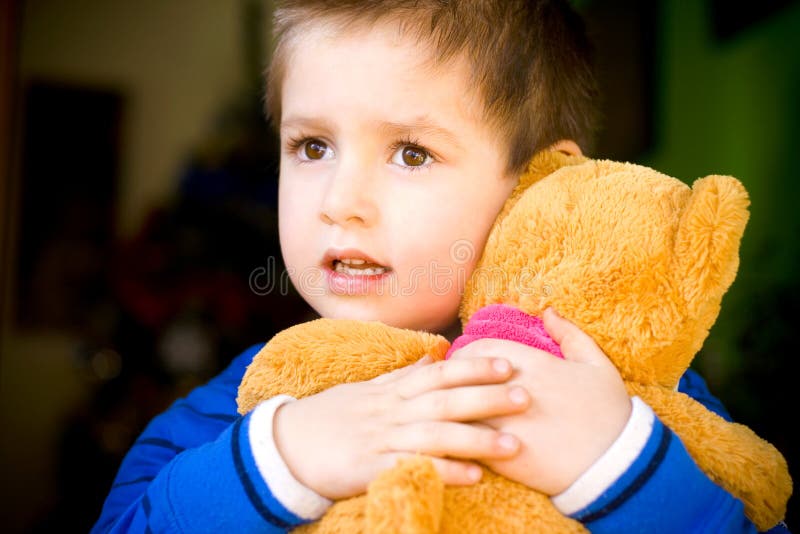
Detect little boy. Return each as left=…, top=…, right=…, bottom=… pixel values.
left=92, top=1, right=786, bottom=532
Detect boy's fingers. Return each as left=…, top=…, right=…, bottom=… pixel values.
left=396, top=384, right=529, bottom=423
left=393, top=357, right=512, bottom=399
left=385, top=421, right=520, bottom=460
left=542, top=307, right=608, bottom=365
left=370, top=354, right=433, bottom=385
left=429, top=458, right=484, bottom=486
left=382, top=454, right=484, bottom=486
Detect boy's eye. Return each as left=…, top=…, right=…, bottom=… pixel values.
left=298, top=138, right=333, bottom=161
left=392, top=145, right=432, bottom=168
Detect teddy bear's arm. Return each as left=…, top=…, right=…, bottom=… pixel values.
left=628, top=382, right=792, bottom=531
left=237, top=318, right=450, bottom=412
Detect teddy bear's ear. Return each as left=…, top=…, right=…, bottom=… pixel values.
left=495, top=151, right=587, bottom=227
left=674, top=175, right=750, bottom=317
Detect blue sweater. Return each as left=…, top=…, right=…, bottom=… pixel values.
left=91, top=343, right=789, bottom=533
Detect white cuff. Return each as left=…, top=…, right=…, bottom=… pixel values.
left=551, top=396, right=655, bottom=515
left=248, top=395, right=333, bottom=520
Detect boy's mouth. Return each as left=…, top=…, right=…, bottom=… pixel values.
left=323, top=249, right=392, bottom=276
left=333, top=258, right=389, bottom=276
left=323, top=249, right=392, bottom=295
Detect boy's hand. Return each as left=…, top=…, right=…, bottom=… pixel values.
left=451, top=308, right=632, bottom=496
left=272, top=355, right=530, bottom=500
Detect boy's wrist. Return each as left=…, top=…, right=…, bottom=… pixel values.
left=249, top=395, right=333, bottom=520
left=551, top=396, right=653, bottom=515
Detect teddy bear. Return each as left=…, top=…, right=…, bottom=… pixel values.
left=237, top=150, right=792, bottom=533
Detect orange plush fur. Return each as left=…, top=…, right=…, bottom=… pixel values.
left=237, top=151, right=792, bottom=533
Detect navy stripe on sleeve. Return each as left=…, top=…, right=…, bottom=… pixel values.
left=230, top=417, right=294, bottom=529
left=578, top=425, right=672, bottom=523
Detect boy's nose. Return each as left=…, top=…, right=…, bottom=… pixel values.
left=319, top=164, right=379, bottom=227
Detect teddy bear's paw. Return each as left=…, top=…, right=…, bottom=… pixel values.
left=435, top=472, right=587, bottom=534
left=237, top=318, right=450, bottom=414
left=366, top=456, right=444, bottom=534
left=291, top=495, right=369, bottom=534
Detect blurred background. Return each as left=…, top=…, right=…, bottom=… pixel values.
left=1, top=0, right=798, bottom=531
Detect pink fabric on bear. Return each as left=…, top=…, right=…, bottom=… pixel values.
left=445, top=304, right=563, bottom=359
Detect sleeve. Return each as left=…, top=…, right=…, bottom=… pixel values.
left=553, top=369, right=788, bottom=534
left=90, top=343, right=311, bottom=533
left=566, top=405, right=757, bottom=533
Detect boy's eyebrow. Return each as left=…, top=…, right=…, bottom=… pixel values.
left=280, top=115, right=463, bottom=149
left=376, top=119, right=463, bottom=149
left=280, top=116, right=336, bottom=133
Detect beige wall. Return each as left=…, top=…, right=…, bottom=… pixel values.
left=19, top=0, right=253, bottom=237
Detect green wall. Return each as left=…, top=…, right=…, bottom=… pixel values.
left=643, top=0, right=800, bottom=385
left=640, top=1, right=800, bottom=524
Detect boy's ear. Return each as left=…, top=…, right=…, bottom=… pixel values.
left=549, top=139, right=583, bottom=157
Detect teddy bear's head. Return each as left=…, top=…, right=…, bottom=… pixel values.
left=460, top=152, right=750, bottom=390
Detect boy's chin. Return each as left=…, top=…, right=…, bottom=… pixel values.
left=312, top=300, right=459, bottom=335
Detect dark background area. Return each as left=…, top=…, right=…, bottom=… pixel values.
left=1, top=0, right=798, bottom=532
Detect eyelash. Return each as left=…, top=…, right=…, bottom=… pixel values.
left=284, top=134, right=321, bottom=164
left=389, top=136, right=433, bottom=172
left=284, top=134, right=435, bottom=171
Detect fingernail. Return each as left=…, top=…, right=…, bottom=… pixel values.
left=468, top=466, right=482, bottom=481
left=546, top=307, right=561, bottom=318
left=416, top=355, right=432, bottom=365
left=509, top=387, right=528, bottom=405
left=492, top=359, right=510, bottom=374
left=498, top=434, right=518, bottom=451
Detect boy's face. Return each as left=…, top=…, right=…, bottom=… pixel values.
left=277, top=22, right=516, bottom=333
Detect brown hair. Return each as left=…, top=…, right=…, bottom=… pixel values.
left=265, top=0, right=599, bottom=174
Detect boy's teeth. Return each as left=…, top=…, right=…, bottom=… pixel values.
left=334, top=259, right=387, bottom=275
